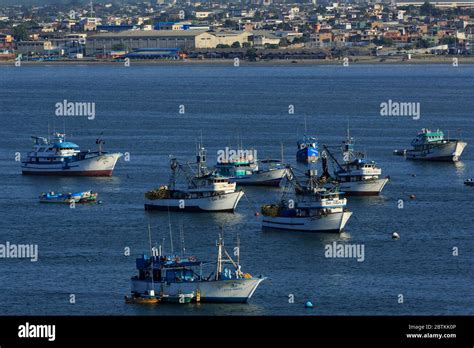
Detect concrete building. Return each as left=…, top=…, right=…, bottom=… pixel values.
left=252, top=32, right=281, bottom=48
left=16, top=40, right=54, bottom=55
left=85, top=30, right=250, bottom=55
left=209, top=31, right=251, bottom=47
left=308, top=31, right=333, bottom=48
left=194, top=11, right=214, bottom=19
left=0, top=33, right=13, bottom=51
left=86, top=30, right=209, bottom=55
left=81, top=17, right=102, bottom=31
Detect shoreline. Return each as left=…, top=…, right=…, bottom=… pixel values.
left=1, top=56, right=473, bottom=66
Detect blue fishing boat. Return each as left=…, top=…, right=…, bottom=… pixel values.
left=39, top=190, right=98, bottom=203
left=296, top=135, right=319, bottom=163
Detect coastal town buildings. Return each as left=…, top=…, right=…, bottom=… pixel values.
left=0, top=0, right=472, bottom=60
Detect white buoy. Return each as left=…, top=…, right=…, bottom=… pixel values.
left=392, top=232, right=400, bottom=240
left=305, top=301, right=313, bottom=308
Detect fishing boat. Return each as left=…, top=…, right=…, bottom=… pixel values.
left=21, top=133, right=122, bottom=176
left=296, top=135, right=319, bottom=163
left=400, top=128, right=467, bottom=162
left=144, top=146, right=244, bottom=212
left=322, top=131, right=389, bottom=196
left=464, top=178, right=474, bottom=187
left=39, top=190, right=98, bottom=204
left=261, top=168, right=352, bottom=233
left=129, top=235, right=265, bottom=303
left=215, top=158, right=288, bottom=186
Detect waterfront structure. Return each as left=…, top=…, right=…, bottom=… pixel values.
left=86, top=30, right=250, bottom=55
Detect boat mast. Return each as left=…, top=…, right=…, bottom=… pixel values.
left=280, top=141, right=284, bottom=163
left=180, top=223, right=186, bottom=256
left=196, top=141, right=207, bottom=178
left=216, top=234, right=222, bottom=280
left=168, top=209, right=174, bottom=255
left=236, top=235, right=240, bottom=269
left=169, top=157, right=178, bottom=190
left=148, top=224, right=155, bottom=296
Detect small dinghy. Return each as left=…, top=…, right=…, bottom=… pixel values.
left=124, top=293, right=160, bottom=305
left=464, top=178, right=474, bottom=187
left=39, top=190, right=98, bottom=204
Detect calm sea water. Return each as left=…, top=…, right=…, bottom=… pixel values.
left=0, top=63, right=473, bottom=316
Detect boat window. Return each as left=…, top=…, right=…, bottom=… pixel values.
left=165, top=269, right=194, bottom=282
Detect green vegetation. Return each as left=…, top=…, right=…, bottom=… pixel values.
left=420, top=1, right=442, bottom=17
left=12, top=24, right=29, bottom=41
left=245, top=48, right=257, bottom=61
left=373, top=37, right=394, bottom=46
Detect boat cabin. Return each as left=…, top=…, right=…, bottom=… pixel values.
left=411, top=129, right=446, bottom=148
left=134, top=254, right=205, bottom=284
left=297, top=135, right=318, bottom=150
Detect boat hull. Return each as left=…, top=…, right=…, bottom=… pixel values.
left=406, top=140, right=467, bottom=162
left=144, top=191, right=244, bottom=212
left=230, top=168, right=287, bottom=186
left=131, top=277, right=264, bottom=303
left=21, top=153, right=122, bottom=176
left=336, top=178, right=389, bottom=196
left=262, top=211, right=352, bottom=233
left=296, top=147, right=319, bottom=163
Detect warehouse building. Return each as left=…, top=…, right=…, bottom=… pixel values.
left=85, top=30, right=250, bottom=56
left=86, top=30, right=208, bottom=55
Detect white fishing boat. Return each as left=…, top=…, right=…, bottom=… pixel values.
left=215, top=149, right=287, bottom=186
left=129, top=234, right=265, bottom=303
left=261, top=169, right=352, bottom=233
left=144, top=146, right=244, bottom=212
left=322, top=131, right=389, bottom=196
left=403, top=128, right=467, bottom=162
left=21, top=133, right=122, bottom=176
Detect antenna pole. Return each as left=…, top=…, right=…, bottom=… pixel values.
left=168, top=209, right=174, bottom=255
left=280, top=141, right=284, bottom=163
left=216, top=234, right=222, bottom=280
left=148, top=224, right=155, bottom=293
left=237, top=234, right=240, bottom=267
left=180, top=223, right=185, bottom=256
